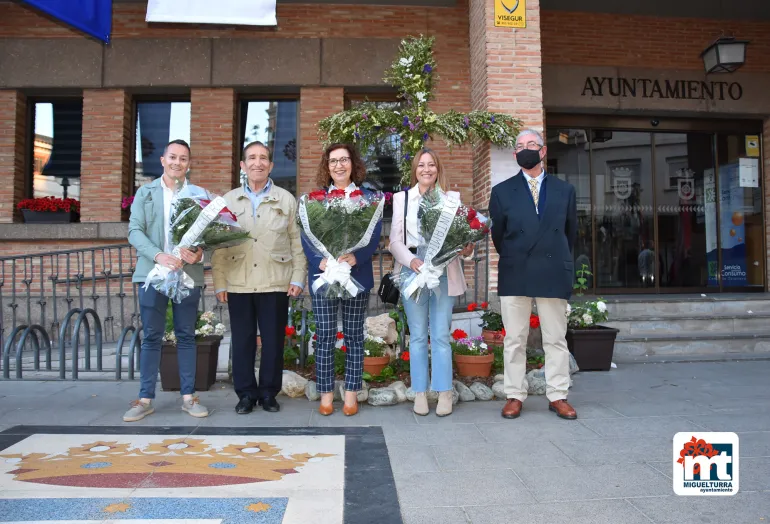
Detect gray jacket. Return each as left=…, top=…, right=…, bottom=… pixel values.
left=128, top=177, right=205, bottom=286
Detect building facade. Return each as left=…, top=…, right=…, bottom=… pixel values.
left=1, top=0, right=768, bottom=296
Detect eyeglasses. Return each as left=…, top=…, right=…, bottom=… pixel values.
left=328, top=157, right=351, bottom=167
left=514, top=141, right=542, bottom=152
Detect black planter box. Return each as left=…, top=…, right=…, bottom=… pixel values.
left=160, top=336, right=221, bottom=391
left=566, top=325, right=619, bottom=371
left=21, top=209, right=79, bottom=224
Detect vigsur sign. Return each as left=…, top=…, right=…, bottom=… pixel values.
left=495, top=0, right=526, bottom=28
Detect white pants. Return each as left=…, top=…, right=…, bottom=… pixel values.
left=500, top=296, right=570, bottom=402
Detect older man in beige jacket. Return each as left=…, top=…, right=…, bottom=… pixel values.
left=211, top=141, right=306, bottom=415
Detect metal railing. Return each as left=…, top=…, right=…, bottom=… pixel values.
left=0, top=232, right=489, bottom=380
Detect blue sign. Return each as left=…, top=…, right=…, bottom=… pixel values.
left=20, top=0, right=112, bottom=43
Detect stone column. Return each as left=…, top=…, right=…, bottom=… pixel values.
left=0, top=91, right=27, bottom=223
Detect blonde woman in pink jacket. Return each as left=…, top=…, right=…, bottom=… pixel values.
left=388, top=148, right=473, bottom=417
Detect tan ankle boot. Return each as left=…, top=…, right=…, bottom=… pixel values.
left=413, top=392, right=429, bottom=416
left=436, top=391, right=453, bottom=417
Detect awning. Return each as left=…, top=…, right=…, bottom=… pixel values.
left=146, top=0, right=277, bottom=26
left=20, top=0, right=112, bottom=43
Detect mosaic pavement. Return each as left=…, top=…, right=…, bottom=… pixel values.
left=0, top=426, right=400, bottom=524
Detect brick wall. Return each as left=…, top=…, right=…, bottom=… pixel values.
left=0, top=90, right=25, bottom=223
left=541, top=11, right=770, bottom=72
left=298, top=87, right=344, bottom=195
left=190, top=88, right=236, bottom=197
left=80, top=90, right=131, bottom=222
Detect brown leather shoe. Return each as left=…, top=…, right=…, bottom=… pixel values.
left=318, top=402, right=334, bottom=416
left=549, top=399, right=577, bottom=420
left=501, top=399, right=522, bottom=419
left=343, top=401, right=358, bottom=416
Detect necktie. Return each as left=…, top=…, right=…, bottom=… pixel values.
left=528, top=178, right=539, bottom=209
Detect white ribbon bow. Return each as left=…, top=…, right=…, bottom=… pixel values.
left=403, top=262, right=443, bottom=299
left=312, top=257, right=359, bottom=297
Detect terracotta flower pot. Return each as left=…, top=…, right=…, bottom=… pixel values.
left=481, top=329, right=504, bottom=346
left=454, top=353, right=494, bottom=377
left=363, top=355, right=390, bottom=376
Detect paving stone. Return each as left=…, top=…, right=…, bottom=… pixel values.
left=628, top=492, right=770, bottom=523
left=465, top=499, right=652, bottom=524
left=395, top=469, right=535, bottom=508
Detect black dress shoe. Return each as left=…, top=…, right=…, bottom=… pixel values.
left=235, top=397, right=255, bottom=414
left=258, top=397, right=280, bottom=412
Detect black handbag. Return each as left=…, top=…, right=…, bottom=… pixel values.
left=378, top=191, right=408, bottom=305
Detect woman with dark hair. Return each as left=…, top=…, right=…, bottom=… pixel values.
left=302, top=143, right=383, bottom=416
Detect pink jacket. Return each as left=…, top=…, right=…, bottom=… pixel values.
left=388, top=187, right=468, bottom=297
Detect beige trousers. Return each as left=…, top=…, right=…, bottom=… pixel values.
left=500, top=296, right=570, bottom=402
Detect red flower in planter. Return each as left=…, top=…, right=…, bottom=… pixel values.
left=336, top=332, right=345, bottom=340
left=480, top=301, right=489, bottom=309
left=400, top=351, right=410, bottom=361
left=467, top=303, right=478, bottom=312
left=451, top=329, right=468, bottom=341
left=18, top=196, right=80, bottom=213
left=502, top=328, right=506, bottom=336
left=340, top=345, right=347, bottom=353
left=529, top=315, right=540, bottom=329
left=285, top=326, right=296, bottom=337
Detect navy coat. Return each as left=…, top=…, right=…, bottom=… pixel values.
left=489, top=172, right=577, bottom=299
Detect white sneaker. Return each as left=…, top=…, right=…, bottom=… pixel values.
left=123, top=400, right=154, bottom=422
left=413, top=392, right=429, bottom=416
left=182, top=397, right=209, bottom=418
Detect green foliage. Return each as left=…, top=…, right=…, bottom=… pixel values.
left=170, top=198, right=250, bottom=249
left=573, top=263, right=591, bottom=296
left=491, top=344, right=504, bottom=373
left=479, top=310, right=504, bottom=332
left=450, top=336, right=489, bottom=356
left=363, top=336, right=387, bottom=357
left=318, top=35, right=521, bottom=185
left=569, top=264, right=610, bottom=329
left=283, top=345, right=300, bottom=366
left=334, top=348, right=346, bottom=376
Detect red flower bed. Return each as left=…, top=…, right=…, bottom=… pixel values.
left=18, top=196, right=80, bottom=214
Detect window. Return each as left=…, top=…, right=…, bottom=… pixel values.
left=347, top=98, right=404, bottom=194
left=133, top=101, right=191, bottom=191
left=239, top=100, right=298, bottom=195
left=29, top=100, right=83, bottom=200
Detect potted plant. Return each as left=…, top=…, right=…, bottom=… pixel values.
left=566, top=264, right=619, bottom=371
left=160, top=307, right=226, bottom=391
left=363, top=334, right=390, bottom=376
left=18, top=196, right=80, bottom=223
left=473, top=302, right=505, bottom=346
left=451, top=331, right=493, bottom=377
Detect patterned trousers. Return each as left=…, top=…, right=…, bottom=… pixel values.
left=312, top=291, right=370, bottom=393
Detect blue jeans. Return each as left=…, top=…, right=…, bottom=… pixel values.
left=402, top=273, right=454, bottom=393
left=138, top=284, right=200, bottom=399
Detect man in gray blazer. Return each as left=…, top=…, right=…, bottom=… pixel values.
left=124, top=139, right=209, bottom=422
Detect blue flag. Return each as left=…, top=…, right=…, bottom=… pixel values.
left=20, top=0, right=112, bottom=43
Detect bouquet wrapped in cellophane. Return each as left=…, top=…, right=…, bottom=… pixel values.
left=144, top=184, right=250, bottom=303
left=297, top=187, right=385, bottom=299
left=393, top=188, right=491, bottom=301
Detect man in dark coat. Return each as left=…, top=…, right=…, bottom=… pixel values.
left=489, top=129, right=579, bottom=420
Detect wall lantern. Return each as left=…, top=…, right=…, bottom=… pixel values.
left=701, top=36, right=749, bottom=74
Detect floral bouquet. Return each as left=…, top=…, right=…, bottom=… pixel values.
left=144, top=185, right=250, bottom=303
left=297, top=187, right=385, bottom=299
left=394, top=188, right=490, bottom=301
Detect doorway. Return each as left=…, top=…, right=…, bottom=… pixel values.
left=545, top=115, right=765, bottom=294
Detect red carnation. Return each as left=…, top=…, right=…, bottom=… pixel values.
left=467, top=303, right=478, bottom=312
left=529, top=314, right=540, bottom=329
left=285, top=326, right=296, bottom=337
left=309, top=190, right=326, bottom=201
left=452, top=329, right=468, bottom=341
left=340, top=345, right=347, bottom=353
left=469, top=218, right=482, bottom=230
left=329, top=189, right=346, bottom=198
left=400, top=351, right=410, bottom=361
left=467, top=208, right=477, bottom=221
left=350, top=189, right=364, bottom=197
left=336, top=332, right=345, bottom=340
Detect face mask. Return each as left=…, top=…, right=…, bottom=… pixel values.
left=516, top=149, right=542, bottom=170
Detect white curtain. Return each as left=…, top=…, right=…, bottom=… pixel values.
left=146, top=0, right=277, bottom=26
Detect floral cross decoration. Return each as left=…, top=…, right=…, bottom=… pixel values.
left=318, top=35, right=522, bottom=185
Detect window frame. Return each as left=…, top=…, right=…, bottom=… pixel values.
left=236, top=95, right=300, bottom=193
left=25, top=95, right=84, bottom=200
left=130, top=94, right=192, bottom=191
